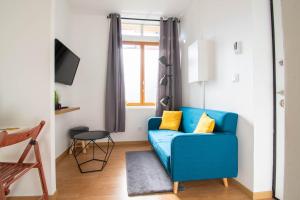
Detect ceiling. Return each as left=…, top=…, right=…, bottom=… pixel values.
left=68, top=0, right=192, bottom=18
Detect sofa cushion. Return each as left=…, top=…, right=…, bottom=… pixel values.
left=148, top=130, right=185, bottom=172
left=180, top=107, right=238, bottom=134
left=159, top=111, right=182, bottom=131
left=148, top=130, right=184, bottom=143
left=194, top=112, right=215, bottom=133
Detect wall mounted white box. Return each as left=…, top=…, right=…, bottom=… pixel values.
left=188, top=40, right=214, bottom=83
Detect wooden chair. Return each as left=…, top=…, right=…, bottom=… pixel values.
left=0, top=121, right=48, bottom=200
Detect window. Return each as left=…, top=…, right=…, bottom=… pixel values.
left=122, top=23, right=160, bottom=37
left=123, top=41, right=159, bottom=106
left=143, top=25, right=160, bottom=37
left=122, top=23, right=142, bottom=36
left=122, top=20, right=160, bottom=106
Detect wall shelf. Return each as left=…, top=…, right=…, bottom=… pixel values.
left=55, top=107, right=80, bottom=115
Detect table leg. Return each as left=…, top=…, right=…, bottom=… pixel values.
left=74, top=136, right=114, bottom=173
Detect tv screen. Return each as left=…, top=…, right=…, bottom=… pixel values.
left=55, top=39, right=80, bottom=85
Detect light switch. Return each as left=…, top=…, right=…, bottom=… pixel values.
left=232, top=73, right=240, bottom=83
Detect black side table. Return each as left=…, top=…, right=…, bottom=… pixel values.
left=73, top=131, right=114, bottom=173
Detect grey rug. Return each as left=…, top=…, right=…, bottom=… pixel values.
left=126, top=151, right=173, bottom=196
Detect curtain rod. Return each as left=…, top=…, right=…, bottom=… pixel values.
left=122, top=17, right=160, bottom=22
left=106, top=16, right=180, bottom=23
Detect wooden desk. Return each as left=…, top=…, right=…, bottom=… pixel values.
left=55, top=107, right=80, bottom=115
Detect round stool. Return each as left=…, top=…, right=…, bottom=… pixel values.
left=69, top=126, right=89, bottom=154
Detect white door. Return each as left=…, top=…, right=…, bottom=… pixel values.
left=273, top=0, right=285, bottom=199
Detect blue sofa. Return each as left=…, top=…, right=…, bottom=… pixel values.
left=148, top=107, right=238, bottom=193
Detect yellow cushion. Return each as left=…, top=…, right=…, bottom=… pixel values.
left=159, top=111, right=183, bottom=131
left=194, top=112, right=215, bottom=133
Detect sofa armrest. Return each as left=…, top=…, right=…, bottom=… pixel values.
left=148, top=117, right=162, bottom=130
left=170, top=133, right=238, bottom=182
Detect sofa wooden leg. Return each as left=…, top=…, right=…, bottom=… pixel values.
left=173, top=182, right=179, bottom=194
left=223, top=178, right=228, bottom=187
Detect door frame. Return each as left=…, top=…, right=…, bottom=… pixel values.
left=270, top=0, right=280, bottom=199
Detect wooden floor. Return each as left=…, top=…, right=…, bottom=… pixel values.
left=9, top=144, right=264, bottom=200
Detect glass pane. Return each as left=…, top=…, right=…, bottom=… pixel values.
left=144, top=45, right=159, bottom=103
left=143, top=25, right=160, bottom=37
left=122, top=23, right=142, bottom=36
left=123, top=44, right=141, bottom=103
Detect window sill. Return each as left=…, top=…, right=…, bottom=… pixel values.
left=126, top=106, right=156, bottom=110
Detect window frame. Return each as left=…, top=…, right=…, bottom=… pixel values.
left=123, top=41, right=159, bottom=106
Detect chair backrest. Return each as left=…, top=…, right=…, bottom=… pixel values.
left=179, top=107, right=238, bottom=134
left=0, top=121, right=45, bottom=148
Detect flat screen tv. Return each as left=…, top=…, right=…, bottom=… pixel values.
left=55, top=39, right=80, bottom=85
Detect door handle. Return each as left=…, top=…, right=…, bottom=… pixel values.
left=279, top=60, right=284, bottom=66
left=279, top=99, right=285, bottom=108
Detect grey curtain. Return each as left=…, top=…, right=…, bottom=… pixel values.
left=105, top=13, right=126, bottom=132
left=155, top=18, right=182, bottom=116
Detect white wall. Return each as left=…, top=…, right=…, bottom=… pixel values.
left=58, top=11, right=155, bottom=143
left=282, top=0, right=300, bottom=199
left=251, top=0, right=273, bottom=192
left=0, top=0, right=56, bottom=196
left=54, top=0, right=77, bottom=158
left=54, top=6, right=156, bottom=158
left=54, top=0, right=73, bottom=110
left=181, top=0, right=273, bottom=192
left=67, top=12, right=108, bottom=134
left=113, top=107, right=155, bottom=141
